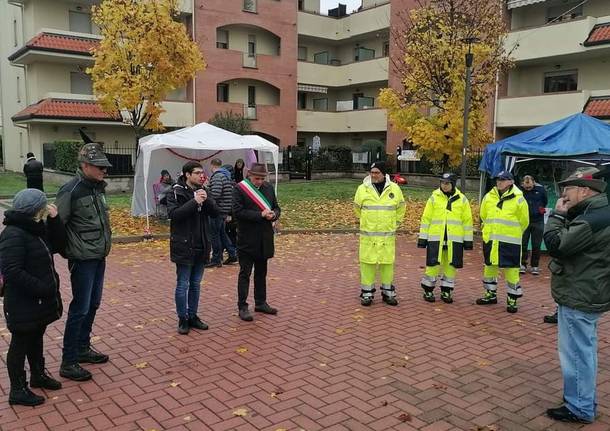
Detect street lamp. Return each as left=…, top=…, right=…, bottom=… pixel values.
left=460, top=37, right=480, bottom=191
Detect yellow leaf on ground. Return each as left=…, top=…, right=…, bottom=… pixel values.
left=134, top=362, right=148, bottom=369
left=236, top=346, right=248, bottom=354
left=233, top=408, right=248, bottom=417
left=169, top=382, right=180, bottom=387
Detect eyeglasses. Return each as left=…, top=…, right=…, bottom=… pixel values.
left=191, top=170, right=205, bottom=176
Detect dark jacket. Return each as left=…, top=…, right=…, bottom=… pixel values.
left=55, top=170, right=112, bottom=260
left=209, top=168, right=234, bottom=215
left=167, top=177, right=218, bottom=265
left=523, top=185, right=548, bottom=223
left=23, top=157, right=44, bottom=191
left=0, top=211, right=65, bottom=332
left=232, top=181, right=281, bottom=259
left=544, top=193, right=610, bottom=313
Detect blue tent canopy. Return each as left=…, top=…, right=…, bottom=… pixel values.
left=479, top=113, right=610, bottom=177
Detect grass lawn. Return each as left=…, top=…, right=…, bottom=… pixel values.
left=0, top=171, right=61, bottom=196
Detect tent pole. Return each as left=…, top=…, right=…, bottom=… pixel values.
left=478, top=171, right=485, bottom=204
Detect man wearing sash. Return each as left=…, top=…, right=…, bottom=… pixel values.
left=232, top=163, right=281, bottom=322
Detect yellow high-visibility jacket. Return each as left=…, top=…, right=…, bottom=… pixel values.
left=354, top=175, right=406, bottom=264
left=480, top=185, right=529, bottom=268
left=418, top=188, right=473, bottom=268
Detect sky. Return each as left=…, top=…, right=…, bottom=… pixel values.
left=319, top=0, right=362, bottom=14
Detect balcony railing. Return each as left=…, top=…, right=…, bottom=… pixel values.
left=244, top=105, right=257, bottom=119
left=243, top=52, right=257, bottom=68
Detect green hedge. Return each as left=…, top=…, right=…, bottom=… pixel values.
left=54, top=140, right=82, bottom=173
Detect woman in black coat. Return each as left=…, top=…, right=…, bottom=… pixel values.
left=0, top=189, right=65, bottom=406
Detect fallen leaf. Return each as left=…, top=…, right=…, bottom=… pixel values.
left=432, top=383, right=448, bottom=390
left=233, top=408, right=248, bottom=417
left=236, top=346, right=248, bottom=354
left=134, top=361, right=148, bottom=369
left=381, top=400, right=388, bottom=406
left=335, top=328, right=346, bottom=335
left=134, top=325, right=144, bottom=329
left=169, top=382, right=180, bottom=387
left=397, top=412, right=412, bottom=422
left=183, top=416, right=191, bottom=421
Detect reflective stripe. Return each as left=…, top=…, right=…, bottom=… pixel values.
left=430, top=220, right=444, bottom=225
left=380, top=285, right=396, bottom=297
left=506, top=282, right=523, bottom=296
left=464, top=233, right=473, bottom=241
left=421, top=275, right=436, bottom=287
left=462, top=196, right=467, bottom=203
left=484, top=218, right=521, bottom=227
left=440, top=277, right=455, bottom=288
left=483, top=278, right=497, bottom=284
left=397, top=201, right=406, bottom=206
left=428, top=234, right=442, bottom=241
left=518, top=197, right=525, bottom=204
left=490, top=234, right=521, bottom=245
left=445, top=220, right=462, bottom=226
left=420, top=223, right=430, bottom=229
left=361, top=285, right=375, bottom=292
left=447, top=235, right=464, bottom=242
left=362, top=205, right=396, bottom=210
left=419, top=233, right=429, bottom=239
left=464, top=226, right=473, bottom=231
left=360, top=231, right=396, bottom=237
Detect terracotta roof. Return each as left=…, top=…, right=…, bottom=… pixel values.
left=12, top=98, right=121, bottom=123
left=583, top=96, right=610, bottom=119
left=8, top=32, right=99, bottom=61
left=583, top=23, right=610, bottom=47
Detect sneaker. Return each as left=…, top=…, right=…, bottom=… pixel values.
left=543, top=312, right=558, bottom=324
left=223, top=256, right=238, bottom=265
left=204, top=261, right=222, bottom=268
left=423, top=291, right=436, bottom=303
left=382, top=295, right=398, bottom=306
left=188, top=315, right=209, bottom=330
left=178, top=317, right=190, bottom=335
left=239, top=308, right=253, bottom=322
left=475, top=290, right=497, bottom=305
left=78, top=347, right=109, bottom=364
left=506, top=296, right=518, bottom=313
left=440, top=290, right=453, bottom=304
left=519, top=265, right=527, bottom=274
left=361, top=297, right=373, bottom=306
left=531, top=267, right=540, bottom=275
left=59, top=363, right=92, bottom=381
left=546, top=405, right=592, bottom=424
left=254, top=303, right=278, bottom=315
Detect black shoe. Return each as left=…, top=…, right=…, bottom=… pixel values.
left=544, top=312, right=558, bottom=324
left=382, top=295, right=398, bottom=306
left=255, top=303, right=278, bottom=315
left=440, top=290, right=453, bottom=304
left=204, top=261, right=222, bottom=268
left=546, top=406, right=592, bottom=424
left=506, top=296, right=519, bottom=313
left=78, top=347, right=109, bottom=364
left=361, top=297, right=373, bottom=306
left=59, top=363, right=92, bottom=382
left=188, top=316, right=209, bottom=330
left=9, top=384, right=45, bottom=406
left=178, top=317, right=190, bottom=335
left=223, top=256, right=238, bottom=265
left=423, top=291, right=436, bottom=303
left=239, top=308, right=253, bottom=322
left=30, top=369, right=62, bottom=390
left=475, top=290, right=497, bottom=305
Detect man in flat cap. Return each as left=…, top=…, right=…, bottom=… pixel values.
left=544, top=167, right=610, bottom=424
left=476, top=171, right=529, bottom=313
left=55, top=143, right=113, bottom=382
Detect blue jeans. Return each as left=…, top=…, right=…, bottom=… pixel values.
left=62, top=259, right=106, bottom=364
left=210, top=216, right=236, bottom=264
left=175, top=261, right=205, bottom=319
left=558, top=304, right=601, bottom=422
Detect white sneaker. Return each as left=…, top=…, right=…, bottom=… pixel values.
left=519, top=265, right=527, bottom=274
left=531, top=267, right=540, bottom=275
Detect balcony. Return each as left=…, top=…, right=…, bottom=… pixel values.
left=8, top=30, right=100, bottom=65
left=244, top=105, right=257, bottom=119
left=505, top=15, right=610, bottom=63
left=495, top=92, right=590, bottom=128
left=297, top=108, right=387, bottom=133
left=297, top=2, right=390, bottom=40
left=298, top=57, right=388, bottom=87
left=9, top=0, right=193, bottom=13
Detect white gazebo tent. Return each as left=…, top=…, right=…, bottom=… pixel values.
left=131, top=122, right=279, bottom=224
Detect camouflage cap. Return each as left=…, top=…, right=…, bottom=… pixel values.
left=558, top=167, right=606, bottom=193
left=78, top=143, right=112, bottom=167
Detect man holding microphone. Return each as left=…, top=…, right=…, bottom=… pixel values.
left=167, top=161, right=218, bottom=335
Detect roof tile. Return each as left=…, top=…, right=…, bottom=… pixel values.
left=583, top=97, right=610, bottom=119
left=12, top=98, right=120, bottom=122
left=8, top=32, right=99, bottom=61
left=584, top=23, right=610, bottom=46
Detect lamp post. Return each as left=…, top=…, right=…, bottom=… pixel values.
left=460, top=37, right=480, bottom=191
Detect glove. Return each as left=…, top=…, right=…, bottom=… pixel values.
left=417, top=238, right=428, bottom=248
left=463, top=241, right=473, bottom=250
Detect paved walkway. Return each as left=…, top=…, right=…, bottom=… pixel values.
left=0, top=235, right=608, bottom=431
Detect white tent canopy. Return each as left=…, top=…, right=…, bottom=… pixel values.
left=131, top=122, right=279, bottom=217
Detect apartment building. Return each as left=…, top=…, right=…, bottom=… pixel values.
left=0, top=0, right=416, bottom=172
left=0, top=0, right=195, bottom=172
left=496, top=0, right=610, bottom=139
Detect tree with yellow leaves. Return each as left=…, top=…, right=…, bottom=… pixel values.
left=379, top=0, right=511, bottom=167
left=88, top=0, right=205, bottom=145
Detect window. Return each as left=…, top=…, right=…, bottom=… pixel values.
left=544, top=70, right=577, bottom=93
left=298, top=0, right=304, bottom=11
left=314, top=51, right=329, bottom=65
left=69, top=11, right=92, bottom=33
left=298, top=46, right=308, bottom=61
left=298, top=92, right=307, bottom=109
left=383, top=41, right=390, bottom=57
left=547, top=3, right=583, bottom=23
left=216, top=29, right=228, bottom=49
left=354, top=46, right=375, bottom=62
left=313, top=98, right=328, bottom=111
left=70, top=72, right=93, bottom=94
left=167, top=86, right=187, bottom=101
left=217, top=83, right=229, bottom=102
left=13, top=19, right=18, bottom=47
left=353, top=93, right=374, bottom=109
left=248, top=86, right=256, bottom=107
left=16, top=76, right=21, bottom=103
left=243, top=0, right=257, bottom=12
left=248, top=35, right=256, bottom=57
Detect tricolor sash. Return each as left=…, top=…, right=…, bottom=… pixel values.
left=237, top=179, right=272, bottom=211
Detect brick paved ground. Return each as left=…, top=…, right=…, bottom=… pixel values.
left=0, top=234, right=609, bottom=431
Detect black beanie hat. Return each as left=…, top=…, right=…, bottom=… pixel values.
left=370, top=161, right=387, bottom=176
